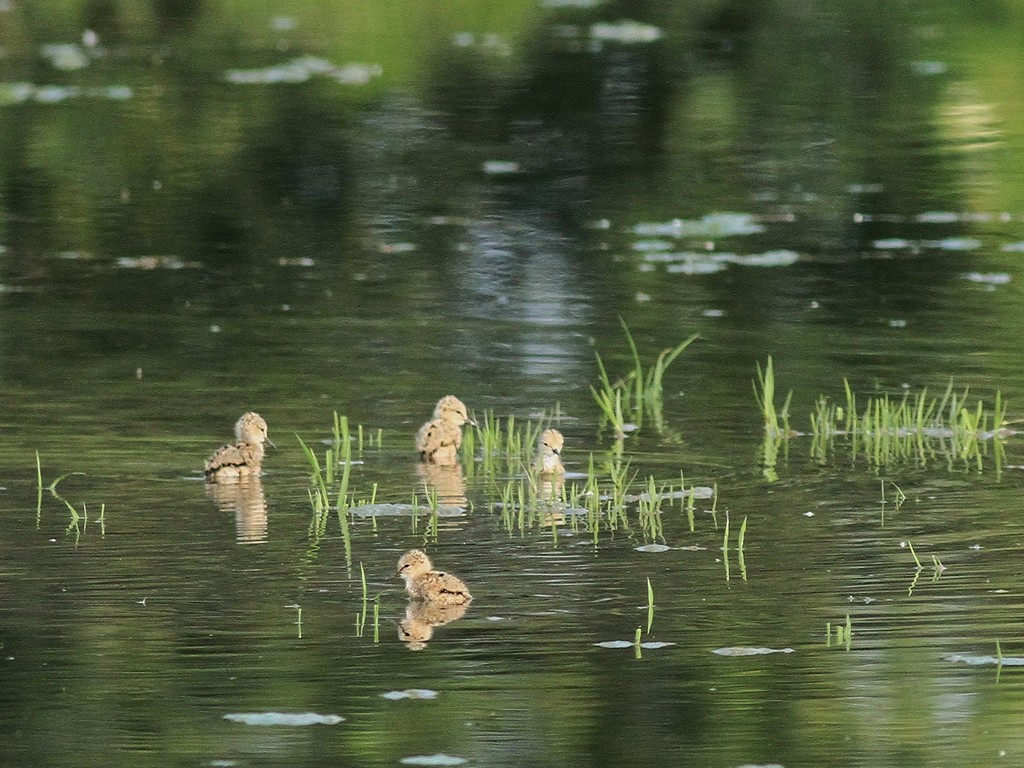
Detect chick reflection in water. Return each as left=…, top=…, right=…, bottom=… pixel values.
left=416, top=461, right=467, bottom=508
left=395, top=549, right=472, bottom=650
left=398, top=600, right=471, bottom=651
left=205, top=477, right=268, bottom=544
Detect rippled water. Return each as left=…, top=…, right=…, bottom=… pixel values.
left=4, top=2, right=1024, bottom=767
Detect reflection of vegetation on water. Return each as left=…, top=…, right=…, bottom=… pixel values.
left=756, top=359, right=1010, bottom=474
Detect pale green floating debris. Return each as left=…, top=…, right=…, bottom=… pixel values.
left=666, top=261, right=727, bottom=275
left=482, top=160, right=521, bottom=175
left=915, top=211, right=959, bottom=224
left=912, top=60, right=947, bottom=75
left=963, top=272, right=1010, bottom=285
left=591, top=20, right=663, bottom=44
left=223, top=712, right=345, bottom=726
left=103, top=85, right=133, bottom=100
left=727, top=250, right=799, bottom=267
left=635, top=544, right=670, bottom=553
left=847, top=182, right=883, bottom=194
left=349, top=502, right=464, bottom=518
left=271, top=16, right=297, bottom=32
left=873, top=238, right=911, bottom=249
left=633, top=213, right=765, bottom=238
left=712, top=647, right=794, bottom=656
left=40, top=42, right=89, bottom=70
left=34, top=85, right=81, bottom=103
left=382, top=689, right=439, bottom=700
left=931, top=237, right=981, bottom=251
left=632, top=239, right=674, bottom=252
left=225, top=56, right=381, bottom=86
left=399, top=755, right=467, bottom=766
left=948, top=653, right=1024, bottom=667
left=543, top=0, right=603, bottom=7
left=595, top=639, right=676, bottom=649
left=117, top=256, right=197, bottom=270
left=0, top=83, right=33, bottom=105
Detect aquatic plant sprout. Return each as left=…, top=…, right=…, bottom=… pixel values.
left=591, top=320, right=698, bottom=439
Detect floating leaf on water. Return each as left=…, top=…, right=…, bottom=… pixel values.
left=725, top=250, right=800, bottom=268
left=915, top=211, right=959, bottom=224
left=40, top=42, right=89, bottom=70
left=634, top=213, right=765, bottom=238
left=594, top=640, right=634, bottom=649
left=847, top=182, right=884, bottom=194
left=482, top=160, right=520, bottom=175
left=963, top=272, right=1011, bottom=285
left=271, top=16, right=297, bottom=32
left=34, top=85, right=81, bottom=103
left=117, top=256, right=196, bottom=270
left=912, top=60, right=947, bottom=76
left=872, top=238, right=911, bottom=249
left=665, top=260, right=727, bottom=275
left=633, top=239, right=674, bottom=252
left=712, top=646, right=795, bottom=656
left=595, top=639, right=675, bottom=649
left=948, top=653, right=1024, bottom=667
left=590, top=20, right=663, bottom=44
left=0, top=82, right=33, bottom=105
left=931, top=237, right=981, bottom=251
left=349, top=502, right=464, bottom=518
left=223, top=712, right=344, bottom=726
left=381, top=689, right=439, bottom=701
left=635, top=544, right=670, bottom=553
left=225, top=56, right=381, bottom=86
left=399, top=755, right=467, bottom=766
left=543, top=0, right=602, bottom=7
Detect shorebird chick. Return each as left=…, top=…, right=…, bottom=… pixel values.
left=533, top=428, right=565, bottom=476
left=204, top=412, right=273, bottom=481
left=396, top=549, right=472, bottom=605
left=416, top=395, right=475, bottom=465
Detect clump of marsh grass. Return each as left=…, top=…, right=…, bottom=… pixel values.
left=471, top=410, right=548, bottom=477
left=754, top=356, right=793, bottom=439
left=591, top=319, right=698, bottom=440
left=758, top=360, right=1010, bottom=473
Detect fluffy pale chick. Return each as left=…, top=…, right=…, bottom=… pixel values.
left=533, top=428, right=565, bottom=475
left=416, top=395, right=474, bottom=465
left=204, top=412, right=273, bottom=481
left=395, top=549, right=473, bottom=605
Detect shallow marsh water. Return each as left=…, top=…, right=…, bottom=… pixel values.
left=4, top=2, right=1024, bottom=767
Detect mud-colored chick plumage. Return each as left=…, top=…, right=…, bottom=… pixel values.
left=396, top=549, right=472, bottom=605
left=416, top=395, right=474, bottom=465
left=533, top=428, right=565, bottom=476
left=204, top=412, right=273, bottom=481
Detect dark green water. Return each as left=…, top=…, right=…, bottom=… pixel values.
left=4, top=2, right=1024, bottom=767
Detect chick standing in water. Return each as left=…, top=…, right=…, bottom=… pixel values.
left=532, top=428, right=565, bottom=476
left=416, top=395, right=475, bottom=465
left=396, top=549, right=472, bottom=605
left=204, top=412, right=274, bottom=481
